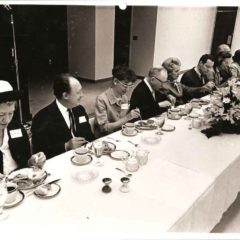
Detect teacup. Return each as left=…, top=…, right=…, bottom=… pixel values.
left=74, top=147, right=90, bottom=164
left=122, top=122, right=135, bottom=135
left=6, top=182, right=18, bottom=204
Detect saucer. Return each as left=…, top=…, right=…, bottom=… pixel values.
left=141, top=135, right=161, bottom=144
left=167, top=115, right=181, bottom=120
left=121, top=129, right=138, bottom=136
left=102, top=141, right=116, bottom=154
left=71, top=168, right=99, bottom=183
left=110, top=150, right=130, bottom=160
left=4, top=190, right=25, bottom=208
left=161, top=124, right=176, bottom=132
left=34, top=183, right=61, bottom=199
left=71, top=155, right=93, bottom=166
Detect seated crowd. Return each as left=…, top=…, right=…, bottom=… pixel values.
left=1, top=44, right=240, bottom=174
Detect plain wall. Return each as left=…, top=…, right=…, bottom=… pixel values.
left=95, top=6, right=115, bottom=80
left=129, top=6, right=158, bottom=77
left=231, top=8, right=240, bottom=54
left=153, top=7, right=216, bottom=71
left=67, top=6, right=96, bottom=79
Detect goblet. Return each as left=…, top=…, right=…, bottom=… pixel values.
left=0, top=181, right=8, bottom=221
left=93, top=140, right=104, bottom=167
left=155, top=115, right=165, bottom=135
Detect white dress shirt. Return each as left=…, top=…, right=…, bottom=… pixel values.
left=56, top=99, right=74, bottom=137
left=0, top=128, right=17, bottom=174
left=144, top=77, right=156, bottom=100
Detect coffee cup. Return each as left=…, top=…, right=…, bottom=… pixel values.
left=6, top=182, right=18, bottom=204
left=167, top=108, right=180, bottom=119
left=74, top=147, right=90, bottom=164
left=122, top=122, right=135, bottom=135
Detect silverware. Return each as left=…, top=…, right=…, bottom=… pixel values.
left=115, top=168, right=132, bottom=178
left=127, top=140, right=139, bottom=147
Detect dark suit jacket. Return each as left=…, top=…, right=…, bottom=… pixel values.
left=130, top=80, right=168, bottom=120
left=31, top=100, right=95, bottom=159
left=180, top=68, right=210, bottom=100
left=0, top=121, right=31, bottom=174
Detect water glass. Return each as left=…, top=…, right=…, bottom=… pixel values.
left=0, top=182, right=8, bottom=221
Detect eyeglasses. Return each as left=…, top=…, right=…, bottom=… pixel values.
left=153, top=76, right=165, bottom=83
left=118, top=80, right=133, bottom=88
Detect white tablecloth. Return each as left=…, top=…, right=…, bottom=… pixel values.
left=2, top=110, right=240, bottom=238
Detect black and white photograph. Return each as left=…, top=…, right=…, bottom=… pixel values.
left=1, top=1, right=240, bottom=239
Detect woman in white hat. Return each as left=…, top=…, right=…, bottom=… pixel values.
left=0, top=80, right=46, bottom=175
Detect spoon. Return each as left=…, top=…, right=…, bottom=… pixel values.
left=127, top=140, right=139, bottom=147
left=115, top=168, right=132, bottom=178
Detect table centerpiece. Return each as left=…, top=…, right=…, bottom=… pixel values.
left=201, top=78, right=240, bottom=138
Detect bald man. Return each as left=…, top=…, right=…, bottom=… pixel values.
left=32, top=73, right=95, bottom=159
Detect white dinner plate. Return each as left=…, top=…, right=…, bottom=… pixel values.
left=8, top=168, right=48, bottom=190
left=110, top=150, right=130, bottom=161
left=71, top=168, right=99, bottom=183
left=141, top=135, right=161, bottom=144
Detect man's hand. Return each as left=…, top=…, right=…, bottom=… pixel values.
left=128, top=108, right=140, bottom=120
left=167, top=94, right=176, bottom=106
left=65, top=137, right=86, bottom=151
left=204, top=81, right=215, bottom=90
left=158, top=100, right=172, bottom=108
left=28, top=152, right=46, bottom=168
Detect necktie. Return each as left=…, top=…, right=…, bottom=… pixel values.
left=0, top=150, right=3, bottom=174
left=68, top=109, right=77, bottom=136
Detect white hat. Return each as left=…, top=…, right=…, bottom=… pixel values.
left=0, top=80, right=22, bottom=103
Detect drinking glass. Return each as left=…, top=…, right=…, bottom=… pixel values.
left=0, top=181, right=8, bottom=221
left=93, top=140, right=104, bottom=167
left=155, top=115, right=165, bottom=135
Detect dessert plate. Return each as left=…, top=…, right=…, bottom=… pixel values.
left=34, top=183, right=61, bottom=199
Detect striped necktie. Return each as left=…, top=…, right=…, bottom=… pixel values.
left=68, top=109, right=77, bottom=136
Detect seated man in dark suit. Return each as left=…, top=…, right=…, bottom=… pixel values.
left=130, top=67, right=172, bottom=119
left=31, top=73, right=95, bottom=159
left=180, top=54, right=215, bottom=100
left=0, top=80, right=46, bottom=174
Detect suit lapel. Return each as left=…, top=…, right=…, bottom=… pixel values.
left=51, top=101, right=72, bottom=138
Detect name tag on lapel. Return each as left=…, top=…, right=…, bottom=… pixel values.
left=79, top=116, right=87, bottom=124
left=9, top=129, right=23, bottom=139
left=121, top=103, right=129, bottom=110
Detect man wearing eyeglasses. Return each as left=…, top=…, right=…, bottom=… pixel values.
left=130, top=67, right=173, bottom=120
left=94, top=65, right=140, bottom=136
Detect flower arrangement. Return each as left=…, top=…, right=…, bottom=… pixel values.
left=201, top=79, right=240, bottom=138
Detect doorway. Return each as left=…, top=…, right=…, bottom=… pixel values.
left=211, top=6, right=238, bottom=55
left=114, top=6, right=132, bottom=66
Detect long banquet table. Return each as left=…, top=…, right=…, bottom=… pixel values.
left=2, top=105, right=240, bottom=238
